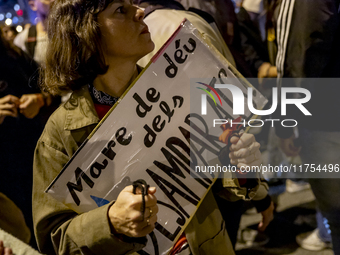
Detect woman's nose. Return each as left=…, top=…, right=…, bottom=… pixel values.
left=134, top=7, right=145, bottom=21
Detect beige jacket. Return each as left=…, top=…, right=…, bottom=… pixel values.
left=33, top=86, right=263, bottom=255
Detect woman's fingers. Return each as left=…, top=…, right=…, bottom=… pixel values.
left=0, top=240, right=4, bottom=255
left=229, top=141, right=261, bottom=160
left=19, top=94, right=42, bottom=119
left=4, top=247, right=13, bottom=255
left=221, top=132, right=262, bottom=167
left=127, top=213, right=158, bottom=237
left=0, top=241, right=13, bottom=255
left=144, top=204, right=159, bottom=219
left=109, top=185, right=158, bottom=238
left=122, top=185, right=157, bottom=209
left=0, top=95, right=20, bottom=124
left=0, top=108, right=18, bottom=117
left=143, top=213, right=158, bottom=229
left=232, top=150, right=262, bottom=167
left=0, top=107, right=18, bottom=124
left=229, top=133, right=256, bottom=151
left=0, top=95, right=20, bottom=106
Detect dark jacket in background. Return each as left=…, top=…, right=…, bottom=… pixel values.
left=274, top=0, right=340, bottom=138
left=237, top=6, right=270, bottom=77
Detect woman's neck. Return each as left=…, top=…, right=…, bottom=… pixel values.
left=93, top=62, right=138, bottom=98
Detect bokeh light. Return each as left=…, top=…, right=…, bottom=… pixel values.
left=5, top=18, right=12, bottom=26
left=12, top=16, right=18, bottom=24
left=14, top=4, right=20, bottom=11
left=16, top=25, right=23, bottom=33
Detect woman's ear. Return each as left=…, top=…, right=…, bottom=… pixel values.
left=28, top=0, right=38, bottom=11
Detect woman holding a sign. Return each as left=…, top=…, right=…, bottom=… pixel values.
left=32, top=0, right=267, bottom=254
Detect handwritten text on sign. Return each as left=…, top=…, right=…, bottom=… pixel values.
left=46, top=19, right=266, bottom=255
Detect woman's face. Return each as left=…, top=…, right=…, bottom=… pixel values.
left=97, top=0, right=155, bottom=63
left=29, top=0, right=51, bottom=17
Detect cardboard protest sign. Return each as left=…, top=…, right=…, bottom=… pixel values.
left=46, top=19, right=267, bottom=255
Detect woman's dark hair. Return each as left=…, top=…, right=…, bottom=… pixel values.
left=41, top=0, right=113, bottom=95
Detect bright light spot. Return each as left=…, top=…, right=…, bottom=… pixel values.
left=5, top=18, right=12, bottom=26
left=0, top=14, right=4, bottom=21
left=16, top=25, right=23, bottom=33
left=12, top=16, right=18, bottom=24
left=14, top=4, right=20, bottom=11
left=6, top=12, right=12, bottom=19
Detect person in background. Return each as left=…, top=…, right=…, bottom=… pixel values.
left=0, top=229, right=42, bottom=255
left=0, top=26, right=47, bottom=249
left=0, top=193, right=31, bottom=244
left=0, top=193, right=42, bottom=255
left=1, top=26, right=18, bottom=45
left=182, top=0, right=255, bottom=79
left=14, top=0, right=62, bottom=113
left=0, top=194, right=42, bottom=254
left=137, top=0, right=235, bottom=68
left=274, top=0, right=340, bottom=252
left=236, top=0, right=277, bottom=83
left=14, top=0, right=51, bottom=64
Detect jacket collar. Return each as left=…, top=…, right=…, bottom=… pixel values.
left=63, top=85, right=100, bottom=131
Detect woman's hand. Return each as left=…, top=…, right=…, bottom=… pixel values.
left=108, top=185, right=158, bottom=238
left=0, top=241, right=13, bottom=255
left=258, top=62, right=277, bottom=85
left=228, top=132, right=262, bottom=168
left=19, top=94, right=44, bottom=119
left=279, top=135, right=301, bottom=157
left=0, top=95, right=19, bottom=124
left=258, top=201, right=275, bottom=232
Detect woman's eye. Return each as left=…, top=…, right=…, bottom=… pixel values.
left=116, top=6, right=126, bottom=13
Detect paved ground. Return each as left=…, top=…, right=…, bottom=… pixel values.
left=235, top=182, right=334, bottom=255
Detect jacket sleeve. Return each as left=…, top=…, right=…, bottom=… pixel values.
left=250, top=180, right=272, bottom=213
left=0, top=193, right=31, bottom=244
left=32, top=127, right=146, bottom=255
left=275, top=0, right=340, bottom=137
left=277, top=0, right=340, bottom=79
left=237, top=7, right=268, bottom=77
left=214, top=173, right=262, bottom=202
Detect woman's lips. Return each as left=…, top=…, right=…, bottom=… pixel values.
left=141, top=26, right=150, bottom=34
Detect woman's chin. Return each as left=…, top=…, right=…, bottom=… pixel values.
left=146, top=40, right=155, bottom=54
left=138, top=41, right=155, bottom=61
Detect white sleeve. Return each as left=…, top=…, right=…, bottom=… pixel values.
left=13, top=27, right=29, bottom=53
